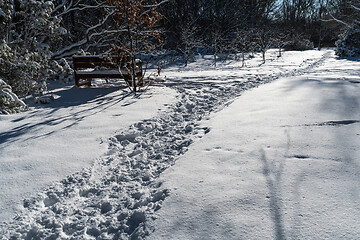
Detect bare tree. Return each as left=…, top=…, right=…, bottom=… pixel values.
left=233, top=29, right=256, bottom=67
left=107, top=0, right=166, bottom=92
left=178, top=23, right=203, bottom=66
left=254, top=28, right=276, bottom=64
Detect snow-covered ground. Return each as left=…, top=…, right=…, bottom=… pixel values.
left=1, top=49, right=359, bottom=239
left=149, top=53, right=360, bottom=239
left=0, top=84, right=178, bottom=222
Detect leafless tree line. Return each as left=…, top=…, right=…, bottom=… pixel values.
left=1, top=0, right=359, bottom=96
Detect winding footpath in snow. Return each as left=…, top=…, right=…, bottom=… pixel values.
left=1, top=50, right=332, bottom=239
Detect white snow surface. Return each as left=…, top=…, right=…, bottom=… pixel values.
left=0, top=83, right=177, bottom=222
left=1, top=49, right=359, bottom=239
left=149, top=53, right=360, bottom=239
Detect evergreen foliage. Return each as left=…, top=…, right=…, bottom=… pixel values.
left=283, top=33, right=315, bottom=51
left=336, top=24, right=360, bottom=57
left=0, top=78, right=27, bottom=114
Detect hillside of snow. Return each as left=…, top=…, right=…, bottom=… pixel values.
left=1, top=49, right=359, bottom=239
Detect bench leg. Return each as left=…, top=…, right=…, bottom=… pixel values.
left=86, top=78, right=92, bottom=86
left=75, top=75, right=92, bottom=87
left=124, top=74, right=132, bottom=86
left=136, top=72, right=144, bottom=87
left=75, top=75, right=80, bottom=87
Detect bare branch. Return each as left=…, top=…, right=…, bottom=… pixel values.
left=143, top=0, right=170, bottom=8
left=324, top=13, right=351, bottom=28
left=52, top=10, right=117, bottom=59
left=55, top=2, right=106, bottom=18
left=351, top=4, right=360, bottom=11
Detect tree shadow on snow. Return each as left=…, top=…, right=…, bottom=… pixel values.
left=31, top=80, right=131, bottom=109
left=274, top=73, right=360, bottom=237
left=282, top=76, right=360, bottom=119
left=335, top=56, right=360, bottom=62
left=0, top=83, right=141, bottom=147
left=259, top=148, right=287, bottom=240
left=157, top=202, right=238, bottom=239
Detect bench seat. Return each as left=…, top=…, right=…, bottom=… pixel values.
left=73, top=55, right=142, bottom=87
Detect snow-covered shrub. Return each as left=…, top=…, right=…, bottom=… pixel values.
left=48, top=58, right=73, bottom=82
left=0, top=41, right=49, bottom=97
left=59, top=58, right=74, bottom=75
left=11, top=0, right=61, bottom=49
left=0, top=78, right=27, bottom=114
left=284, top=34, right=314, bottom=51
left=336, top=25, right=360, bottom=57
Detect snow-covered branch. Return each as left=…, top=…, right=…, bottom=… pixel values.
left=143, top=0, right=170, bottom=8
left=55, top=2, right=106, bottom=18
left=351, top=4, right=360, bottom=11
left=52, top=9, right=117, bottom=59
left=325, top=13, right=351, bottom=28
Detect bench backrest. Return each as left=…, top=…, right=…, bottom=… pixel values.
left=73, top=55, right=142, bottom=73
left=73, top=55, right=118, bottom=69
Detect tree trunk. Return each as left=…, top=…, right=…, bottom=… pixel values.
left=131, top=56, right=136, bottom=92
left=242, top=51, right=245, bottom=67
left=7, top=0, right=15, bottom=42
left=262, top=50, right=266, bottom=63
left=318, top=25, right=322, bottom=50
left=127, top=24, right=136, bottom=92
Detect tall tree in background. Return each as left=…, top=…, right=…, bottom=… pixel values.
left=232, top=29, right=255, bottom=67
left=254, top=28, right=277, bottom=63
left=159, top=0, right=277, bottom=52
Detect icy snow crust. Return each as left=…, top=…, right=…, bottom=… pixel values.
left=0, top=50, right=334, bottom=239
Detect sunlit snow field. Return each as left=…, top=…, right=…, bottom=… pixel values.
left=1, top=49, right=359, bottom=239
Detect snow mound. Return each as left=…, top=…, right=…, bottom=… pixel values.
left=0, top=78, right=27, bottom=114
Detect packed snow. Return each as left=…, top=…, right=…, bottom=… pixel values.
left=1, top=49, right=359, bottom=239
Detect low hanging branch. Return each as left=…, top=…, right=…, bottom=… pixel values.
left=52, top=9, right=116, bottom=59
left=325, top=12, right=351, bottom=28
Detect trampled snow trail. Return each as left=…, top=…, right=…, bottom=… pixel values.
left=0, top=50, right=331, bottom=239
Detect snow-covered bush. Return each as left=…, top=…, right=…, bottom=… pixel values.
left=10, top=0, right=61, bottom=49
left=48, top=58, right=74, bottom=82
left=284, top=34, right=314, bottom=51
left=0, top=78, right=27, bottom=114
left=0, top=41, right=49, bottom=97
left=335, top=25, right=360, bottom=57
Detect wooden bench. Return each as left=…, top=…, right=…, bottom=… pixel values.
left=73, top=55, right=143, bottom=87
